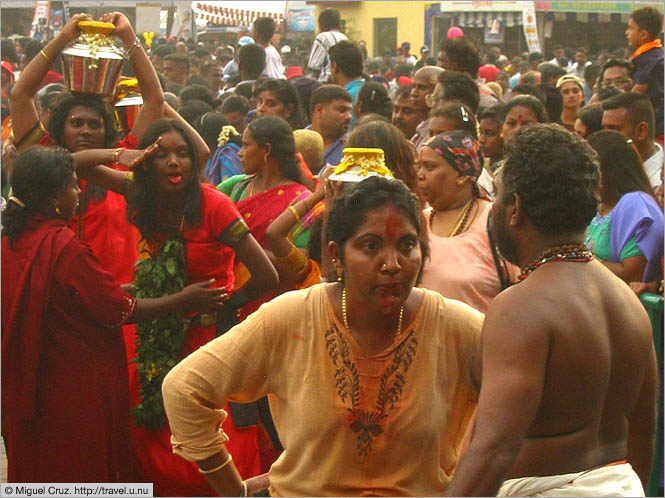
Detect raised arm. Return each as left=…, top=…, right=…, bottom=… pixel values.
left=100, top=12, right=164, bottom=141
left=164, top=102, right=210, bottom=164
left=71, top=139, right=160, bottom=193
left=444, top=290, right=549, bottom=496
left=9, top=13, right=91, bottom=142
left=265, top=166, right=331, bottom=258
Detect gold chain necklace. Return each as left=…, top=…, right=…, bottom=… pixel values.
left=342, top=287, right=405, bottom=335
left=429, top=198, right=475, bottom=237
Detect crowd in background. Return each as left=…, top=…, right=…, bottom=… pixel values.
left=0, top=3, right=663, bottom=496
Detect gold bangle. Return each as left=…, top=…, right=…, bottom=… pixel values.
left=288, top=205, right=301, bottom=222
left=40, top=49, right=52, bottom=64
left=240, top=481, right=248, bottom=497
left=112, top=147, right=123, bottom=163
left=198, top=453, right=233, bottom=475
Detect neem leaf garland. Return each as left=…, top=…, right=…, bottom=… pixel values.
left=131, top=235, right=188, bottom=430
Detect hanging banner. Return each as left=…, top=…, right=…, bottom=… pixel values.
left=170, top=2, right=194, bottom=40
left=29, top=0, right=51, bottom=40
left=522, top=1, right=540, bottom=53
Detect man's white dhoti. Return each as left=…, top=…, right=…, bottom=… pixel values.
left=498, top=462, right=644, bottom=497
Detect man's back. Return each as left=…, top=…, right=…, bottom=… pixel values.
left=307, top=30, right=348, bottom=81
left=493, top=260, right=657, bottom=480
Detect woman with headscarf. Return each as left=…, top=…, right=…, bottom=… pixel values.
left=417, top=130, right=519, bottom=312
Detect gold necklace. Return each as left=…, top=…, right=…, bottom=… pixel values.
left=429, top=198, right=475, bottom=237
left=342, top=287, right=405, bottom=335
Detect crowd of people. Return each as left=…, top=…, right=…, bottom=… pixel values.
left=0, top=3, right=663, bottom=497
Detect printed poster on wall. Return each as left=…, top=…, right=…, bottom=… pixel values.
left=522, top=1, right=541, bottom=53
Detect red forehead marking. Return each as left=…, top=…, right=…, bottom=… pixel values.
left=385, top=208, right=399, bottom=241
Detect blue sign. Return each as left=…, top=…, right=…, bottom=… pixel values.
left=287, top=7, right=315, bottom=32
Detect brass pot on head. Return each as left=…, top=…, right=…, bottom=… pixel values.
left=61, top=21, right=125, bottom=98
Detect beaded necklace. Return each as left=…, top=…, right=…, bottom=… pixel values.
left=518, top=244, right=594, bottom=281
left=342, top=287, right=404, bottom=335
left=429, top=198, right=475, bottom=237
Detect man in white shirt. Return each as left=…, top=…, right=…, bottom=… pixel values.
left=602, top=91, right=663, bottom=188
left=567, top=47, right=592, bottom=78
left=307, top=8, right=348, bottom=82
left=253, top=17, right=285, bottom=80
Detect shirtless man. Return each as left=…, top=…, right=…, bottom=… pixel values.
left=445, top=124, right=658, bottom=497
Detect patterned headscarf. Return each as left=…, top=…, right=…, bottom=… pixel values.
left=423, top=130, right=482, bottom=180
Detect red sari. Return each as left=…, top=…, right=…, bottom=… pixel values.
left=1, top=216, right=137, bottom=482
left=235, top=182, right=310, bottom=317
left=126, top=184, right=262, bottom=496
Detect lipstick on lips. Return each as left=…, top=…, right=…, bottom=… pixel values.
left=168, top=175, right=182, bottom=185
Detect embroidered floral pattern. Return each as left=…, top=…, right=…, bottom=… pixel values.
left=325, top=324, right=418, bottom=457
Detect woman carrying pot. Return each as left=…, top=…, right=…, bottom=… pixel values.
left=8, top=12, right=164, bottom=286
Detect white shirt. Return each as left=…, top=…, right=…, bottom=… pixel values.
left=307, top=30, right=348, bottom=81
left=567, top=60, right=591, bottom=78
left=644, top=142, right=664, bottom=188
left=263, top=44, right=285, bottom=79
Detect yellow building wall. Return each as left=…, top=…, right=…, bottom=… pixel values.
left=313, top=2, right=433, bottom=58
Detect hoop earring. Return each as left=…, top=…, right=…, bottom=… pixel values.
left=336, top=267, right=344, bottom=282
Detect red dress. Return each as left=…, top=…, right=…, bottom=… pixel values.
left=127, top=184, right=262, bottom=496
left=1, top=217, right=137, bottom=482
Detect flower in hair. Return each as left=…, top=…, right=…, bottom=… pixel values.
left=217, top=125, right=240, bottom=148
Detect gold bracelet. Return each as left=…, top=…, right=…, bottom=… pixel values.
left=288, top=205, right=301, bottom=222
left=40, top=49, right=52, bottom=64
left=198, top=453, right=233, bottom=475
left=112, top=147, right=123, bottom=163
left=240, top=481, right=248, bottom=497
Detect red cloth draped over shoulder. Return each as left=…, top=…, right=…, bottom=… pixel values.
left=236, top=182, right=310, bottom=318
left=27, top=129, right=141, bottom=285
left=1, top=216, right=137, bottom=482
left=1, top=218, right=74, bottom=419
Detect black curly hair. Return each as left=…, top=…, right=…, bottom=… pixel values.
left=126, top=119, right=202, bottom=240
left=501, top=124, right=599, bottom=236
left=2, top=146, right=75, bottom=244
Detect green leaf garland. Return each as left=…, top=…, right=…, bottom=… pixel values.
left=131, top=235, right=189, bottom=431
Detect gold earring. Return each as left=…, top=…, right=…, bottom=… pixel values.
left=336, top=267, right=344, bottom=282
left=55, top=205, right=62, bottom=215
